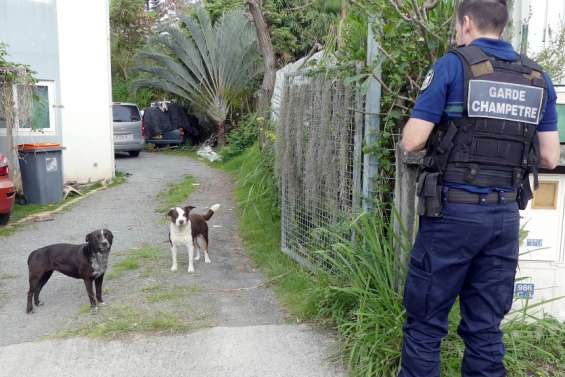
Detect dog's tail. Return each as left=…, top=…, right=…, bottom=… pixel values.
left=203, top=204, right=221, bottom=221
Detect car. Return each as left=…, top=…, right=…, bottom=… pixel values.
left=112, top=102, right=144, bottom=157
left=0, top=153, right=16, bottom=225
left=146, top=128, right=187, bottom=147
left=142, top=102, right=196, bottom=147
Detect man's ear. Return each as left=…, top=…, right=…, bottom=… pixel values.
left=184, top=206, right=195, bottom=215
left=463, top=15, right=473, bottom=33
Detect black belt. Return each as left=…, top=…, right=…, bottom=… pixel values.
left=446, top=189, right=517, bottom=204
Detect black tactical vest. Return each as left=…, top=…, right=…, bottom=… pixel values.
left=423, top=45, right=547, bottom=200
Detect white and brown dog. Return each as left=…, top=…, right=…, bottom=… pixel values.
left=167, top=204, right=220, bottom=272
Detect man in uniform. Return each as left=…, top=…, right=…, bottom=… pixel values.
left=398, top=0, right=560, bottom=376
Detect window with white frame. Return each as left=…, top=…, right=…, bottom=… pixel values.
left=0, top=81, right=55, bottom=134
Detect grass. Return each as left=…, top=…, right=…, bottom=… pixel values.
left=0, top=273, right=16, bottom=304
left=64, top=246, right=203, bottom=338
left=0, top=170, right=128, bottom=237
left=156, top=175, right=197, bottom=213
left=222, top=145, right=322, bottom=320
left=161, top=145, right=227, bottom=169
left=143, top=284, right=202, bottom=303
left=0, top=202, right=62, bottom=237
left=61, top=305, right=191, bottom=338
left=107, top=170, right=128, bottom=187
left=162, top=145, right=202, bottom=160
left=216, top=142, right=565, bottom=376
left=106, top=244, right=162, bottom=280
left=0, top=273, right=17, bottom=280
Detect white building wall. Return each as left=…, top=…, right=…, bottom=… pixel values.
left=524, top=0, right=565, bottom=55
left=511, top=0, right=565, bottom=70
left=56, top=0, right=114, bottom=183
left=517, top=174, right=565, bottom=321
left=510, top=1, right=565, bottom=321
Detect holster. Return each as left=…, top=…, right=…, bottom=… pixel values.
left=417, top=172, right=443, bottom=217
left=517, top=174, right=534, bottom=210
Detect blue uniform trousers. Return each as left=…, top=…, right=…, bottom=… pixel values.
left=398, top=200, right=520, bottom=377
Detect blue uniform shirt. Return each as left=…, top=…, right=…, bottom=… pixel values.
left=412, top=38, right=559, bottom=193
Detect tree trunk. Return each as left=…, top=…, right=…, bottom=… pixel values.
left=451, top=0, right=462, bottom=42
left=3, top=84, right=22, bottom=192
left=217, top=119, right=226, bottom=146
left=246, top=0, right=276, bottom=115
left=121, top=64, right=129, bottom=81
left=337, top=0, right=348, bottom=50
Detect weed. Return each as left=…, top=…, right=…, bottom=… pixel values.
left=61, top=305, right=191, bottom=338
left=223, top=145, right=320, bottom=320
left=156, top=175, right=197, bottom=213
left=222, top=143, right=565, bottom=376
left=106, top=245, right=161, bottom=280
left=143, top=284, right=202, bottom=303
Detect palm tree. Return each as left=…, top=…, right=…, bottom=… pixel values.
left=131, top=7, right=260, bottom=145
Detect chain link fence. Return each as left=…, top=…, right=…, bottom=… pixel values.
left=276, top=72, right=366, bottom=270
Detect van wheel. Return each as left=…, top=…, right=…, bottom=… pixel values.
left=0, top=213, right=10, bottom=226
left=129, top=151, right=141, bottom=157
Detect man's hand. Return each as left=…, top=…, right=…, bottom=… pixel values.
left=401, top=118, right=435, bottom=152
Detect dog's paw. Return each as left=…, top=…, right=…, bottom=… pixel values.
left=204, top=258, right=211, bottom=264
left=35, top=300, right=44, bottom=306
left=194, top=255, right=201, bottom=261
left=98, top=300, right=107, bottom=306
left=171, top=266, right=178, bottom=272
left=188, top=266, right=195, bottom=273
left=26, top=308, right=34, bottom=314
left=91, top=306, right=99, bottom=315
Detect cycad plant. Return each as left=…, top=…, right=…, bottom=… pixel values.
left=131, top=7, right=261, bottom=145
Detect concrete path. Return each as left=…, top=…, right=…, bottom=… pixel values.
left=0, top=152, right=344, bottom=377
left=0, top=325, right=341, bottom=377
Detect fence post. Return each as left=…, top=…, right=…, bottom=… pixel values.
left=352, top=70, right=364, bottom=215
left=362, top=17, right=381, bottom=212
left=393, top=147, right=425, bottom=266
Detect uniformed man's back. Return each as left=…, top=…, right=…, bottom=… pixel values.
left=398, top=1, right=560, bottom=376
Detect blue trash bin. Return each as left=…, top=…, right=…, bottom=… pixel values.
left=18, top=145, right=65, bottom=204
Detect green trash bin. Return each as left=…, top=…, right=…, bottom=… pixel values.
left=18, top=144, right=65, bottom=204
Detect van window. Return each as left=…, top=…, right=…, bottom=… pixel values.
left=113, top=105, right=141, bottom=122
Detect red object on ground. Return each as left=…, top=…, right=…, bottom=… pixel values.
left=0, top=152, right=16, bottom=225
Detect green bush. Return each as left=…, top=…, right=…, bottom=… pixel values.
left=112, top=75, right=160, bottom=109
left=316, top=213, right=405, bottom=377
left=112, top=79, right=129, bottom=102
left=224, top=144, right=319, bottom=318
left=220, top=113, right=261, bottom=161
left=225, top=141, right=565, bottom=376
left=317, top=213, right=565, bottom=377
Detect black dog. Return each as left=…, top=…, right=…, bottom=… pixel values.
left=26, top=229, right=114, bottom=314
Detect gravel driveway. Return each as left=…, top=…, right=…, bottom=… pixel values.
left=0, top=152, right=344, bottom=377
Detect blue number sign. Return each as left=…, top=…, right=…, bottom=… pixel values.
left=514, top=283, right=535, bottom=299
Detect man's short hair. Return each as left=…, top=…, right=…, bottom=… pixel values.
left=457, top=0, right=508, bottom=35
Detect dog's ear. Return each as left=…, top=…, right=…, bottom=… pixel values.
left=85, top=232, right=94, bottom=244
left=184, top=206, right=195, bottom=215
left=167, top=208, right=176, bottom=218
left=103, top=229, right=113, bottom=245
